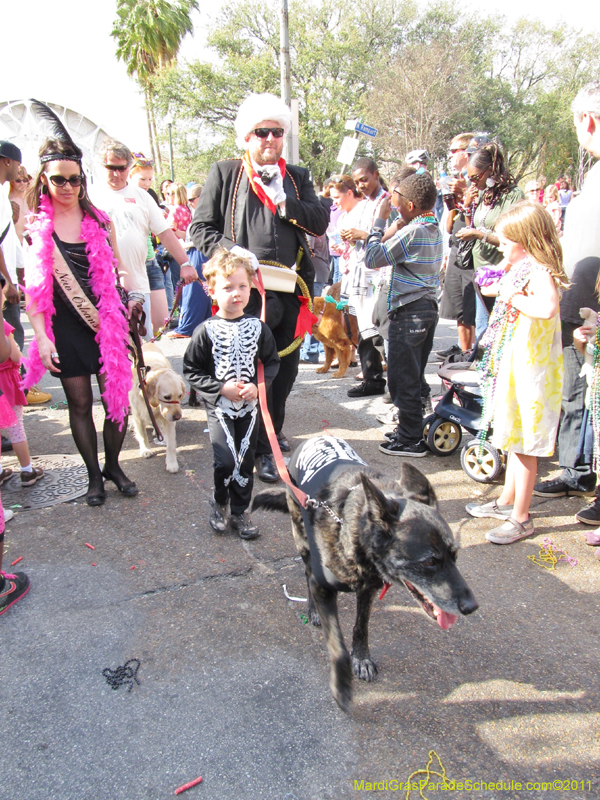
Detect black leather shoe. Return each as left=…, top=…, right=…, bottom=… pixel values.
left=1, top=435, right=13, bottom=453
left=255, top=454, right=280, bottom=483
left=347, top=381, right=386, bottom=398
left=277, top=433, right=291, bottom=453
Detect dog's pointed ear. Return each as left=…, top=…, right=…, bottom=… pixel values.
left=399, top=463, right=437, bottom=506
left=360, top=473, right=399, bottom=525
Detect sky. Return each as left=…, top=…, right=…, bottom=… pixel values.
left=2, top=0, right=600, bottom=167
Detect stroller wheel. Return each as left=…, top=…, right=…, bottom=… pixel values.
left=461, top=440, right=504, bottom=483
left=426, top=417, right=462, bottom=456
left=422, top=413, right=436, bottom=446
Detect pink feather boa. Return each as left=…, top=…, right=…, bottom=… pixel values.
left=23, top=195, right=132, bottom=424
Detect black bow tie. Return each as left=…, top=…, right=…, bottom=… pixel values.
left=257, top=169, right=274, bottom=185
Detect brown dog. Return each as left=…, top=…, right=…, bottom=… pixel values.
left=312, top=282, right=358, bottom=378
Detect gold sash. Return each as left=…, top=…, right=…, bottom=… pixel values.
left=51, top=242, right=100, bottom=333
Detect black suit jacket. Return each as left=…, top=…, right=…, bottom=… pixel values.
left=189, top=159, right=329, bottom=290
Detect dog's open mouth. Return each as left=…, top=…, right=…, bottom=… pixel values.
left=403, top=580, right=458, bottom=630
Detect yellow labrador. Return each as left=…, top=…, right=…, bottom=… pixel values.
left=129, top=342, right=186, bottom=473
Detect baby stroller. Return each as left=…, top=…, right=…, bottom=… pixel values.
left=423, top=353, right=505, bottom=483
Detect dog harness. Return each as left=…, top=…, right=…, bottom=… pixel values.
left=288, top=436, right=367, bottom=592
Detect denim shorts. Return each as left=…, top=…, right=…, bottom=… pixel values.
left=146, top=258, right=165, bottom=291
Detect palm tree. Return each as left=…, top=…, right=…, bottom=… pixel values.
left=112, top=0, right=199, bottom=167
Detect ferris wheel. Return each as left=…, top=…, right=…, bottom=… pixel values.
left=0, top=99, right=111, bottom=184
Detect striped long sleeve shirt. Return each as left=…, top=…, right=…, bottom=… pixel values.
left=365, top=217, right=443, bottom=313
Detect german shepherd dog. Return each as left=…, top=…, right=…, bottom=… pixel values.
left=253, top=436, right=478, bottom=711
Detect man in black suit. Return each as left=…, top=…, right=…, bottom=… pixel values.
left=189, top=93, right=329, bottom=482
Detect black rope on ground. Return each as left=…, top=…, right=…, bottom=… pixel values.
left=102, top=658, right=141, bottom=692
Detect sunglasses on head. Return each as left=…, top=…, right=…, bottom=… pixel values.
left=331, top=176, right=355, bottom=191
left=48, top=174, right=83, bottom=187
left=251, top=127, right=285, bottom=139
left=103, top=163, right=129, bottom=172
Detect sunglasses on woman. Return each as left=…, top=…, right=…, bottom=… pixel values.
left=251, top=127, right=285, bottom=139
left=48, top=174, right=83, bottom=187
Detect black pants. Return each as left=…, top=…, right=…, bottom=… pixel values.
left=3, top=302, right=24, bottom=351
left=388, top=298, right=438, bottom=444
left=358, top=333, right=386, bottom=386
left=205, top=404, right=258, bottom=514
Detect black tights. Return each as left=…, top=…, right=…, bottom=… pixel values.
left=61, top=373, right=130, bottom=496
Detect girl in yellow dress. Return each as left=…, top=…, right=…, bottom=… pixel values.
left=466, top=202, right=568, bottom=544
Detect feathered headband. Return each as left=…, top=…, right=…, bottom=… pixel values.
left=31, top=98, right=83, bottom=164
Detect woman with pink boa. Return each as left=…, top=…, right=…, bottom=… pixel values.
left=23, top=116, right=135, bottom=507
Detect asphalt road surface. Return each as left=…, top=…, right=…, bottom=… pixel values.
left=2, top=319, right=599, bottom=800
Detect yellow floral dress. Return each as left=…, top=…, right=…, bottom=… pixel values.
left=490, top=265, right=563, bottom=456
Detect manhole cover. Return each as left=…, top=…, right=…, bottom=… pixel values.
left=1, top=454, right=88, bottom=510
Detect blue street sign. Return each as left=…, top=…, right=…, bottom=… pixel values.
left=355, top=122, right=378, bottom=138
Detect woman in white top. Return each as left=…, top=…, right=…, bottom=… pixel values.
left=328, top=175, right=364, bottom=296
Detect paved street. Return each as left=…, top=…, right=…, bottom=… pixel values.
left=2, top=319, right=599, bottom=800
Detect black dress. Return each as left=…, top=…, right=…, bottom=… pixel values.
left=52, top=240, right=101, bottom=378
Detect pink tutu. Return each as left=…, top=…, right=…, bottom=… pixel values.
left=0, top=394, right=16, bottom=429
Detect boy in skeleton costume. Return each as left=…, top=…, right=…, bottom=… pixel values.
left=183, top=249, right=279, bottom=538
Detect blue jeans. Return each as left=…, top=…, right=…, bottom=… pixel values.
left=387, top=298, right=438, bottom=444
left=300, top=281, right=326, bottom=362
left=475, top=293, right=489, bottom=338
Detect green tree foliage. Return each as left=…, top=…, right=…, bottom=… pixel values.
left=150, top=0, right=600, bottom=185
left=111, top=0, right=199, bottom=167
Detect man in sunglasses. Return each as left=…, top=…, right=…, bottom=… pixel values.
left=94, top=140, right=197, bottom=338
left=190, top=92, right=329, bottom=483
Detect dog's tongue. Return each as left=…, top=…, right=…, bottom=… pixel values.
left=434, top=605, right=458, bottom=630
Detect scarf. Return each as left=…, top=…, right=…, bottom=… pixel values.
left=23, top=195, right=132, bottom=425
left=242, top=151, right=286, bottom=214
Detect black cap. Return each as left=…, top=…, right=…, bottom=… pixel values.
left=0, top=141, right=22, bottom=163
left=465, top=134, right=491, bottom=154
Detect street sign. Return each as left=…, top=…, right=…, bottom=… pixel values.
left=355, top=121, right=378, bottom=138
left=336, top=136, right=360, bottom=166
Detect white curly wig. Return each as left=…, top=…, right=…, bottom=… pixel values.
left=234, top=93, right=292, bottom=150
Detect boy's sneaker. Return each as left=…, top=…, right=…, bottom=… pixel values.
left=532, top=477, right=592, bottom=497
left=209, top=497, right=228, bottom=533
left=0, top=571, right=30, bottom=616
left=435, top=344, right=462, bottom=360
left=379, top=439, right=428, bottom=457
left=20, top=466, right=44, bottom=487
left=575, top=496, right=600, bottom=525
left=230, top=511, right=260, bottom=540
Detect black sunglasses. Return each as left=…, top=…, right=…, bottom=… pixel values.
left=468, top=170, right=487, bottom=183
left=48, top=174, right=83, bottom=187
left=103, top=163, right=129, bottom=172
left=251, top=127, right=285, bottom=139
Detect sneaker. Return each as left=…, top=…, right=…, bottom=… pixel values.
left=435, top=344, right=462, bottom=360
left=379, top=439, right=428, bottom=457
left=209, top=498, right=228, bottom=533
left=0, top=571, right=30, bottom=616
left=532, top=477, right=593, bottom=498
left=575, top=497, right=600, bottom=525
left=485, top=517, right=534, bottom=545
left=0, top=467, right=14, bottom=487
left=465, top=499, right=514, bottom=520
left=383, top=430, right=399, bottom=443
left=4, top=508, right=14, bottom=523
left=26, top=385, right=52, bottom=404
left=347, top=381, right=386, bottom=398
left=20, top=466, right=44, bottom=487
left=376, top=407, right=398, bottom=425
left=230, top=511, right=260, bottom=540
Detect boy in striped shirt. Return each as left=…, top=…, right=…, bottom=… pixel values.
left=365, top=172, right=443, bottom=457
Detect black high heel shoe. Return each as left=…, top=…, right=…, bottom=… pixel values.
left=101, top=468, right=139, bottom=497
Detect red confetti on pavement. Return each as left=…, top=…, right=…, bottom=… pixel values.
left=85, top=543, right=95, bottom=550
left=92, top=563, right=96, bottom=567
left=10, top=556, right=23, bottom=566
left=174, top=776, right=203, bottom=794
